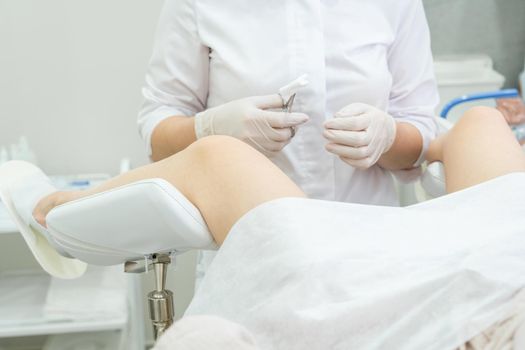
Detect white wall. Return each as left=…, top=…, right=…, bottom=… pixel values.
left=0, top=0, right=157, bottom=174
left=423, top=0, right=525, bottom=88
left=0, top=0, right=197, bottom=345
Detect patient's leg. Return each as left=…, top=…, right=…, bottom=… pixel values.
left=35, top=136, right=305, bottom=244
left=426, top=106, right=525, bottom=193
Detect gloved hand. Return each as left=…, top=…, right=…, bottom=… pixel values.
left=323, top=103, right=396, bottom=169
left=194, top=95, right=309, bottom=155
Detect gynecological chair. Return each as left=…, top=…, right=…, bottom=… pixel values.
left=37, top=89, right=523, bottom=343
left=43, top=178, right=218, bottom=340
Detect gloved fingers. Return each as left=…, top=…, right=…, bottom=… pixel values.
left=250, top=135, right=288, bottom=153
left=246, top=135, right=282, bottom=156
left=325, top=143, right=371, bottom=160
left=251, top=116, right=294, bottom=142
left=322, top=129, right=370, bottom=147
left=339, top=155, right=378, bottom=170
left=258, top=110, right=309, bottom=128
left=335, top=103, right=372, bottom=118
left=324, top=114, right=371, bottom=131
left=249, top=94, right=285, bottom=110
left=247, top=119, right=290, bottom=152
left=268, top=127, right=293, bottom=142
left=265, top=140, right=290, bottom=152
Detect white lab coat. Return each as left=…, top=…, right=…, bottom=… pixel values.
left=138, top=0, right=439, bottom=206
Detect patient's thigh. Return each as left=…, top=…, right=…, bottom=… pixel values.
left=165, top=136, right=306, bottom=243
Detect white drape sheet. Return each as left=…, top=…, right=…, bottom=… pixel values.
left=186, top=173, right=525, bottom=350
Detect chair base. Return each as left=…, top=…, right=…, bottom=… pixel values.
left=125, top=253, right=174, bottom=341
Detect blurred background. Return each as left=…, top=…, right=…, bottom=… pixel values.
left=0, top=0, right=523, bottom=349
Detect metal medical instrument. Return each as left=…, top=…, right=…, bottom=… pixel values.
left=282, top=93, right=297, bottom=137
left=282, top=93, right=296, bottom=113
left=278, top=74, right=309, bottom=138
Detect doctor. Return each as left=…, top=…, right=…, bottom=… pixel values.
left=138, top=0, right=438, bottom=206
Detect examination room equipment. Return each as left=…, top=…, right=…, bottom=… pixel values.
left=2, top=90, right=525, bottom=349
left=0, top=172, right=143, bottom=350
left=2, top=143, right=525, bottom=350
left=439, top=89, right=520, bottom=119
left=2, top=82, right=525, bottom=348
left=2, top=0, right=525, bottom=345
left=0, top=163, right=217, bottom=343
left=2, top=57, right=525, bottom=349
left=278, top=75, right=309, bottom=138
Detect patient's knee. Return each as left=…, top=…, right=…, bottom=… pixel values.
left=190, top=135, right=248, bottom=153
left=187, top=135, right=259, bottom=163
left=458, top=106, right=506, bottom=127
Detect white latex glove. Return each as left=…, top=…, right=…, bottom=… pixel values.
left=194, top=95, right=309, bottom=155
left=323, top=103, right=397, bottom=169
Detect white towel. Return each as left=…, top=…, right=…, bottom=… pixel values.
left=43, top=265, right=127, bottom=321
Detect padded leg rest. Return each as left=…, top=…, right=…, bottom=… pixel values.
left=47, top=178, right=217, bottom=265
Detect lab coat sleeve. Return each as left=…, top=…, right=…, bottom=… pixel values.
left=137, top=0, right=209, bottom=157
left=387, top=0, right=439, bottom=178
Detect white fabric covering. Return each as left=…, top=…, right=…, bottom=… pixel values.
left=186, top=173, right=525, bottom=350
left=43, top=265, right=127, bottom=321
left=460, top=290, right=525, bottom=349
left=153, top=316, right=259, bottom=350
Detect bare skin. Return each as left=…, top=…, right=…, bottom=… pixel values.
left=34, top=107, right=525, bottom=245
left=151, top=115, right=426, bottom=170
left=377, top=122, right=423, bottom=170
left=426, top=106, right=525, bottom=193
left=150, top=116, right=197, bottom=161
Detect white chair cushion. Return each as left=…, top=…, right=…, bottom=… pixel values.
left=47, top=178, right=217, bottom=265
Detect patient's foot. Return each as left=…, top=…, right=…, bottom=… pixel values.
left=33, top=191, right=82, bottom=228
left=0, top=161, right=88, bottom=277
